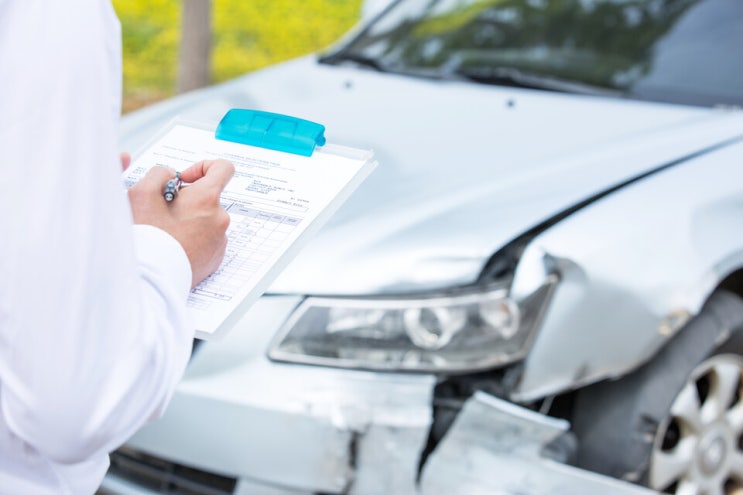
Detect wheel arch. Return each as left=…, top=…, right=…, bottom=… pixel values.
left=570, top=288, right=743, bottom=486
left=718, top=266, right=743, bottom=302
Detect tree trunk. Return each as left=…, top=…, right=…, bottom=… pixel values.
left=178, top=0, right=211, bottom=93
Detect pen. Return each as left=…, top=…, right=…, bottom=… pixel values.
left=164, top=171, right=182, bottom=202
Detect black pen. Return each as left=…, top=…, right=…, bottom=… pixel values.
left=164, top=171, right=182, bottom=202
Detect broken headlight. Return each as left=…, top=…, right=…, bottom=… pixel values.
left=268, top=279, right=555, bottom=372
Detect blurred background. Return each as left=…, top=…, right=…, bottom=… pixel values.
left=112, top=0, right=363, bottom=113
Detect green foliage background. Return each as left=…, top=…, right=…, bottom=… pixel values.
left=112, top=0, right=362, bottom=112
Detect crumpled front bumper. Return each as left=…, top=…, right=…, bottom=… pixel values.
left=100, top=296, right=656, bottom=495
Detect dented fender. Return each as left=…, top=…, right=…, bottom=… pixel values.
left=511, top=139, right=743, bottom=401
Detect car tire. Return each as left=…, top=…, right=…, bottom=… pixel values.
left=571, top=290, right=743, bottom=494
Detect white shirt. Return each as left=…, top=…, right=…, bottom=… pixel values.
left=0, top=1, right=195, bottom=493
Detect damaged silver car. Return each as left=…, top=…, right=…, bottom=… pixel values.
left=101, top=0, right=743, bottom=493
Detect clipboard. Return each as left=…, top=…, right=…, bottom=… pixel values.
left=123, top=109, right=377, bottom=339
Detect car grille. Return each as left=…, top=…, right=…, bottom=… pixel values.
left=104, top=447, right=237, bottom=495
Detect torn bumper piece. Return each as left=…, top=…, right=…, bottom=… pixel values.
left=420, top=391, right=656, bottom=495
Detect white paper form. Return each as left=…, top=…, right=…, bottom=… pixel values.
left=123, top=123, right=376, bottom=338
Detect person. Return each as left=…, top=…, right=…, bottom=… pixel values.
left=0, top=1, right=235, bottom=493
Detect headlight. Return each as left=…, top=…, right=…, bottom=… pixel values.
left=268, top=278, right=556, bottom=372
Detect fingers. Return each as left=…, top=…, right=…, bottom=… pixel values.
left=131, top=159, right=234, bottom=207
left=137, top=165, right=179, bottom=197
left=179, top=159, right=235, bottom=192
left=136, top=160, right=234, bottom=190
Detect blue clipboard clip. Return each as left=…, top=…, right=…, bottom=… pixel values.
left=215, top=109, right=326, bottom=157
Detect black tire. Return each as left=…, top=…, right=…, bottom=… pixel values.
left=571, top=290, right=743, bottom=493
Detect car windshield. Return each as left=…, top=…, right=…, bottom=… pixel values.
left=322, top=0, right=743, bottom=107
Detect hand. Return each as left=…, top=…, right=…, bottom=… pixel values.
left=128, top=159, right=235, bottom=288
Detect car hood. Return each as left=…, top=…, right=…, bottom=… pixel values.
left=121, top=56, right=743, bottom=296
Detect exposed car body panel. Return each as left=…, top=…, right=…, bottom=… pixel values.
left=512, top=137, right=743, bottom=401
left=121, top=58, right=743, bottom=296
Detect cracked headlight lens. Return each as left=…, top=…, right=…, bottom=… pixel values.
left=268, top=280, right=555, bottom=372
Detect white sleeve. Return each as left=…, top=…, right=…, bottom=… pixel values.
left=0, top=0, right=195, bottom=464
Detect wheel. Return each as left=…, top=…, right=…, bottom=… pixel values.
left=571, top=290, right=743, bottom=494
left=650, top=354, right=743, bottom=494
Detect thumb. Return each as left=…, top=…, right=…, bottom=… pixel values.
left=120, top=152, right=132, bottom=172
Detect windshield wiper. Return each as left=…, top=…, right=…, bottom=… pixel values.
left=452, top=66, right=618, bottom=96
left=319, top=52, right=388, bottom=72
left=320, top=53, right=619, bottom=97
